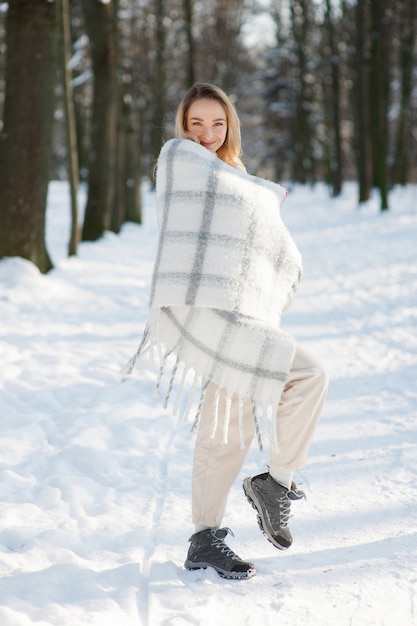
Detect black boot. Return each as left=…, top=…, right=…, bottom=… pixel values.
left=243, top=472, right=305, bottom=550
left=184, top=527, right=256, bottom=580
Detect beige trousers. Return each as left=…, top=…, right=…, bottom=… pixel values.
left=192, top=344, right=329, bottom=527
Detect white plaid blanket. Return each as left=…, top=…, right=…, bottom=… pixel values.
left=125, top=138, right=303, bottom=449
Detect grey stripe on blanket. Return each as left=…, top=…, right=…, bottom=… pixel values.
left=163, top=307, right=289, bottom=382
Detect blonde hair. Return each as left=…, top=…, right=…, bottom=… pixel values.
left=174, top=83, right=245, bottom=170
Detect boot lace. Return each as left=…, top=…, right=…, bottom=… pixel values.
left=277, top=496, right=291, bottom=527
left=276, top=486, right=305, bottom=528
left=211, top=528, right=239, bottom=559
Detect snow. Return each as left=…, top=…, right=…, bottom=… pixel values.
left=1, top=179, right=417, bottom=625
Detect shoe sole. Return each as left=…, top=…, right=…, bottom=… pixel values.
left=184, top=560, right=256, bottom=580
left=243, top=478, right=291, bottom=551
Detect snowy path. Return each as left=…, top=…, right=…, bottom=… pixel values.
left=0, top=182, right=417, bottom=625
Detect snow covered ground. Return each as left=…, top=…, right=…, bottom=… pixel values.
left=1, top=180, right=417, bottom=626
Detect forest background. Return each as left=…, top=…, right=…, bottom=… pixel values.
left=0, top=0, right=416, bottom=273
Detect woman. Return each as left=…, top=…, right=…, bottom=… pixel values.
left=126, top=83, right=328, bottom=580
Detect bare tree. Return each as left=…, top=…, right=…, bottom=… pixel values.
left=150, top=0, right=167, bottom=166
left=324, top=0, right=343, bottom=196
left=122, top=92, right=142, bottom=224
left=369, top=0, right=390, bottom=210
left=81, top=0, right=118, bottom=241
left=60, top=0, right=80, bottom=256
left=183, top=0, right=195, bottom=86
left=0, top=0, right=59, bottom=272
left=289, top=0, right=316, bottom=183
left=391, top=0, right=417, bottom=186
left=354, top=0, right=372, bottom=203
left=112, top=3, right=142, bottom=230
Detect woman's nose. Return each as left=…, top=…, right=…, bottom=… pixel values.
left=201, top=126, right=214, bottom=139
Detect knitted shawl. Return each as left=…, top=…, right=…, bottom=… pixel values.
left=125, top=138, right=303, bottom=449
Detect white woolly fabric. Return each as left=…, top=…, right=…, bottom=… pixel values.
left=124, top=138, right=303, bottom=450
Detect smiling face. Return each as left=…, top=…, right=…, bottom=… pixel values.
left=186, top=98, right=228, bottom=154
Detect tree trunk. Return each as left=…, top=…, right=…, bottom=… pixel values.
left=183, top=0, right=195, bottom=87
left=81, top=0, right=118, bottom=241
left=112, top=90, right=142, bottom=229
left=150, top=0, right=166, bottom=167
left=355, top=0, right=372, bottom=204
left=60, top=0, right=80, bottom=256
left=123, top=93, right=142, bottom=224
left=369, top=0, right=389, bottom=210
left=112, top=90, right=126, bottom=234
left=290, top=0, right=315, bottom=184
left=0, top=0, right=59, bottom=273
left=325, top=0, right=343, bottom=196
left=391, top=0, right=416, bottom=186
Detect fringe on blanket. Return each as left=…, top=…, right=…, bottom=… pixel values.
left=122, top=307, right=296, bottom=452
left=122, top=331, right=266, bottom=451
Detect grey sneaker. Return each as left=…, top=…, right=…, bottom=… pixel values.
left=243, top=472, right=305, bottom=550
left=184, top=527, right=256, bottom=580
